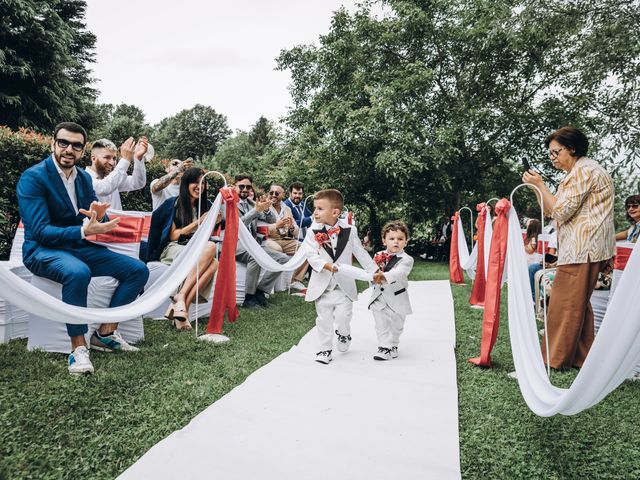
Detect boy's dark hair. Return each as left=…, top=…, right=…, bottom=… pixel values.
left=382, top=220, right=410, bottom=240
left=314, top=189, right=344, bottom=210
left=544, top=126, right=589, bottom=158
left=54, top=122, right=87, bottom=143
left=289, top=181, right=304, bottom=192
left=235, top=173, right=253, bottom=183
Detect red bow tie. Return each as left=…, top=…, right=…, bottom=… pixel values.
left=327, top=226, right=341, bottom=236
left=374, top=252, right=395, bottom=266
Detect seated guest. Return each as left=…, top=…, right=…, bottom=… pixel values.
left=149, top=168, right=220, bottom=330
left=283, top=181, right=312, bottom=237
left=86, top=137, right=148, bottom=211
left=265, top=183, right=308, bottom=291
left=526, top=218, right=558, bottom=302
left=234, top=174, right=290, bottom=308
left=17, top=122, right=149, bottom=375
left=150, top=157, right=194, bottom=211
left=615, top=194, right=640, bottom=243
left=524, top=219, right=543, bottom=265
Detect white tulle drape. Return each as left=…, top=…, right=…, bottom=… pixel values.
left=456, top=216, right=477, bottom=279
left=507, top=205, right=640, bottom=416
left=237, top=220, right=307, bottom=271
left=0, top=194, right=223, bottom=324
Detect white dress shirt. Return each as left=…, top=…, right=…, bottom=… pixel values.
left=52, top=157, right=86, bottom=238
left=86, top=157, right=146, bottom=211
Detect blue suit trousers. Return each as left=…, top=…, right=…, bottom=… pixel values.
left=25, top=243, right=149, bottom=337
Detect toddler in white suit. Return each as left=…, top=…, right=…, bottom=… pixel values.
left=302, top=189, right=377, bottom=364
left=369, top=221, right=414, bottom=361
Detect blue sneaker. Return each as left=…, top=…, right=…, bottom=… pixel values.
left=90, top=330, right=139, bottom=352
left=68, top=346, right=94, bottom=375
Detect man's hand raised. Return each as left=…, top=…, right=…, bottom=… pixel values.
left=79, top=201, right=110, bottom=220
left=83, top=211, right=120, bottom=236
left=133, top=137, right=149, bottom=161
left=119, top=137, right=136, bottom=161
left=255, top=196, right=271, bottom=212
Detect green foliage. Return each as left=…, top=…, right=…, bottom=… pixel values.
left=0, top=0, right=98, bottom=132
left=276, top=0, right=640, bottom=242
left=154, top=104, right=231, bottom=160
left=91, top=103, right=154, bottom=146
left=0, top=126, right=51, bottom=259
left=119, top=159, right=168, bottom=212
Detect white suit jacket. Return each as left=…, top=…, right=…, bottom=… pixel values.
left=303, top=220, right=377, bottom=302
left=368, top=251, right=414, bottom=315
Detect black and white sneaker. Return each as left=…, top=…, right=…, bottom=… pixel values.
left=373, top=347, right=392, bottom=361
left=315, top=350, right=333, bottom=364
left=335, top=330, right=351, bottom=352
left=391, top=346, right=398, bottom=359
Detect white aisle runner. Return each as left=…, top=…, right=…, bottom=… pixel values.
left=120, top=280, right=460, bottom=479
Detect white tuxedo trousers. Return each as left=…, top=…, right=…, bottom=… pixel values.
left=371, top=299, right=405, bottom=349
left=315, top=285, right=353, bottom=351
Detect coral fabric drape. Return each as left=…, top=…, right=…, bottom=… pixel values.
left=449, top=213, right=465, bottom=284
left=469, top=203, right=487, bottom=306
left=469, top=199, right=510, bottom=367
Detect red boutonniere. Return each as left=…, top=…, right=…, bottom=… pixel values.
left=374, top=251, right=393, bottom=269
left=315, top=232, right=331, bottom=248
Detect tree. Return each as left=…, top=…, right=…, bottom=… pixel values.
left=0, top=0, right=98, bottom=132
left=154, top=104, right=231, bottom=159
left=276, top=0, right=640, bottom=244
left=92, top=103, right=153, bottom=145
left=249, top=116, right=274, bottom=155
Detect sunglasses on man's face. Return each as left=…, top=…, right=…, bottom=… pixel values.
left=269, top=191, right=281, bottom=197
left=237, top=184, right=252, bottom=191
left=55, top=138, right=85, bottom=152
left=626, top=203, right=640, bottom=210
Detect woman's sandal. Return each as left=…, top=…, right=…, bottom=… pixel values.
left=172, top=299, right=191, bottom=330
left=172, top=318, right=192, bottom=331
left=164, top=302, right=175, bottom=320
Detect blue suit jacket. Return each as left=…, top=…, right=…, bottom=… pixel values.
left=17, top=155, right=103, bottom=264
left=283, top=198, right=312, bottom=229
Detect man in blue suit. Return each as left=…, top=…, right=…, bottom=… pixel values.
left=283, top=181, right=312, bottom=290
left=17, top=122, right=149, bottom=375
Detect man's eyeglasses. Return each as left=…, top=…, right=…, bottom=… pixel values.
left=269, top=191, right=281, bottom=197
left=549, top=147, right=566, bottom=159
left=626, top=203, right=640, bottom=210
left=237, top=184, right=252, bottom=191
left=55, top=138, right=85, bottom=152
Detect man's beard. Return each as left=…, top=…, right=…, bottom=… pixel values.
left=239, top=191, right=250, bottom=200
left=94, top=161, right=112, bottom=179
left=292, top=197, right=302, bottom=205
left=54, top=152, right=77, bottom=169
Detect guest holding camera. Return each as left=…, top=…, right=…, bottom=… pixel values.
left=150, top=157, right=194, bottom=211
left=523, top=126, right=615, bottom=370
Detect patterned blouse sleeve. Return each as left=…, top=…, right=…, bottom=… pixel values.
left=552, top=167, right=592, bottom=224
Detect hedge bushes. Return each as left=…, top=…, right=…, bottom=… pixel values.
left=0, top=126, right=167, bottom=260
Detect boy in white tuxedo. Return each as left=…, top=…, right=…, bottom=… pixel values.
left=369, top=221, right=414, bottom=361
left=302, top=189, right=378, bottom=364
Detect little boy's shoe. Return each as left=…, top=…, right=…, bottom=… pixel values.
left=335, top=330, right=351, bottom=352
left=315, top=350, right=333, bottom=364
left=90, top=330, right=139, bottom=353
left=373, top=347, right=392, bottom=361
left=391, top=346, right=398, bottom=358
left=68, top=346, right=94, bottom=375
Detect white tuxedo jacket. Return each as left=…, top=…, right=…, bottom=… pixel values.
left=368, top=251, right=414, bottom=315
left=303, top=220, right=377, bottom=302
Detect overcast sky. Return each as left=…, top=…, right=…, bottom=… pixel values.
left=85, top=0, right=360, bottom=131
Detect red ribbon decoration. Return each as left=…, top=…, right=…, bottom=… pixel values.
left=469, top=203, right=487, bottom=306
left=469, top=198, right=510, bottom=367
left=207, top=187, right=240, bottom=334
left=449, top=212, right=465, bottom=284
left=613, top=245, right=632, bottom=271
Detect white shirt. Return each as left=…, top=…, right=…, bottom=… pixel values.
left=52, top=157, right=86, bottom=239
left=150, top=180, right=180, bottom=211
left=322, top=222, right=341, bottom=250
left=86, top=157, right=146, bottom=211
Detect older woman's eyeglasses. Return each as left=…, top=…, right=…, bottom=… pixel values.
left=626, top=203, right=640, bottom=210
left=548, top=147, right=566, bottom=159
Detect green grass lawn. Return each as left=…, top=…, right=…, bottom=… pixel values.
left=1, top=261, right=639, bottom=479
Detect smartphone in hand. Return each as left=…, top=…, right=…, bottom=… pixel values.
left=522, top=157, right=531, bottom=173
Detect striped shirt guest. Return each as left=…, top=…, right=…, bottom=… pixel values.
left=523, top=126, right=615, bottom=370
